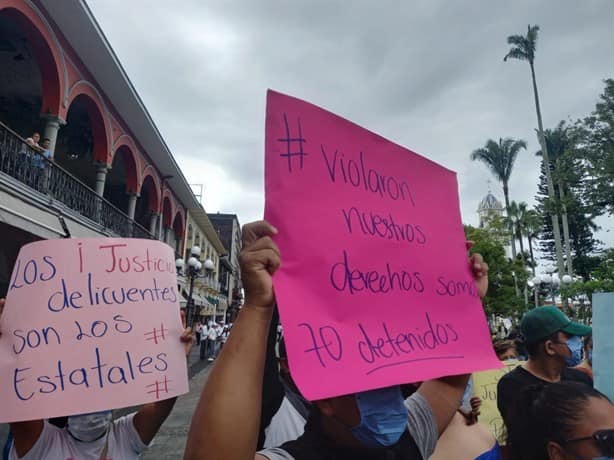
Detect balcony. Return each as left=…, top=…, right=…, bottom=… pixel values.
left=0, top=121, right=154, bottom=239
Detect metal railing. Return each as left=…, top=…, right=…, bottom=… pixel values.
left=0, top=121, right=154, bottom=239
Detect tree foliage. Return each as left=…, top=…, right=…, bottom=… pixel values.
left=534, top=123, right=600, bottom=278
left=504, top=24, right=540, bottom=64
left=571, top=78, right=614, bottom=217
left=561, top=249, right=614, bottom=304
left=465, top=219, right=528, bottom=318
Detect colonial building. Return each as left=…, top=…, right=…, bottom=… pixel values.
left=0, top=0, right=203, bottom=295
left=208, top=213, right=242, bottom=321
left=180, top=207, right=228, bottom=322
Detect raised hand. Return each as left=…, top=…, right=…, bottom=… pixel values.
left=239, top=221, right=280, bottom=310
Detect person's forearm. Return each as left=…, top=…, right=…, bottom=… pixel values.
left=185, top=305, right=272, bottom=460
left=134, top=397, right=177, bottom=445
left=418, top=374, right=471, bottom=435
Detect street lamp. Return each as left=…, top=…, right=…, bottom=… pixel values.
left=176, top=245, right=202, bottom=328
left=530, top=272, right=573, bottom=307
left=203, top=258, right=215, bottom=320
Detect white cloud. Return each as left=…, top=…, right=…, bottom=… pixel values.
left=88, top=0, right=614, bottom=246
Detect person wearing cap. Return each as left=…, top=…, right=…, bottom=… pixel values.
left=496, top=306, right=592, bottom=430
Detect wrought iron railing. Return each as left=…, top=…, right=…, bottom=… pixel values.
left=0, top=121, right=154, bottom=239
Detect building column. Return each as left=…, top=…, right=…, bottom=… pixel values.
left=40, top=114, right=65, bottom=154
left=127, top=192, right=138, bottom=220
left=149, top=213, right=159, bottom=236
left=94, top=163, right=108, bottom=196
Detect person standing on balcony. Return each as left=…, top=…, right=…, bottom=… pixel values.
left=31, top=138, right=54, bottom=191
left=24, top=132, right=41, bottom=150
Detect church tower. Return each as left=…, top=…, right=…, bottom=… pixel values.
left=478, top=191, right=504, bottom=228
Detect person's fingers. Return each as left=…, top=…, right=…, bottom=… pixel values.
left=180, top=309, right=187, bottom=329
left=470, top=254, right=488, bottom=275
left=465, top=241, right=475, bottom=251
left=244, top=236, right=281, bottom=258
left=242, top=221, right=278, bottom=247
left=245, top=248, right=281, bottom=275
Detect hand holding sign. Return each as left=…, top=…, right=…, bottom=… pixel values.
left=239, top=221, right=281, bottom=311
left=264, top=90, right=501, bottom=400
left=0, top=238, right=189, bottom=423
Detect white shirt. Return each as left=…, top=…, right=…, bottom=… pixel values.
left=207, top=327, right=218, bottom=340
left=263, top=396, right=307, bottom=448
left=10, top=413, right=147, bottom=460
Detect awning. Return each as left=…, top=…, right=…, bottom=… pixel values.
left=192, top=293, right=210, bottom=307
left=179, top=292, right=189, bottom=308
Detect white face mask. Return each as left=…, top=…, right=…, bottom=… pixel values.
left=67, top=411, right=113, bottom=442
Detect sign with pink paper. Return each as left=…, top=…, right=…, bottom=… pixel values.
left=264, top=90, right=501, bottom=400
left=0, top=238, right=189, bottom=423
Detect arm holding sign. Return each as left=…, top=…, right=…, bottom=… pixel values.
left=185, top=221, right=280, bottom=460
left=1, top=298, right=195, bottom=455
left=184, top=222, right=490, bottom=460
left=0, top=298, right=44, bottom=457
left=417, top=252, right=488, bottom=436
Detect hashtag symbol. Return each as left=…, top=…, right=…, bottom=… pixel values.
left=144, top=324, right=168, bottom=344
left=278, top=113, right=308, bottom=173
left=146, top=375, right=171, bottom=399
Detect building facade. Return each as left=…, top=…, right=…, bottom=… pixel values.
left=477, top=191, right=504, bottom=228
left=0, top=0, right=203, bottom=295
left=208, top=213, right=242, bottom=321
left=180, top=207, right=228, bottom=322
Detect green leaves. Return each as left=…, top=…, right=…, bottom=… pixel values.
left=470, top=137, right=527, bottom=184
left=504, top=24, right=540, bottom=64
left=465, top=222, right=528, bottom=317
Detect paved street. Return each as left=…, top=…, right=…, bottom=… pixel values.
left=141, top=363, right=211, bottom=459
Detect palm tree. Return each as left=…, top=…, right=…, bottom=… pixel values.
left=507, top=200, right=529, bottom=265
left=521, top=208, right=542, bottom=274
left=522, top=207, right=542, bottom=307
left=471, top=137, right=527, bottom=260
left=536, top=122, right=573, bottom=274
left=504, top=24, right=565, bottom=275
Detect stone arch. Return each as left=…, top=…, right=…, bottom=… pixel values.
left=112, top=135, right=142, bottom=188
left=134, top=173, right=159, bottom=230
left=139, top=173, right=160, bottom=212
left=63, top=81, right=110, bottom=164
left=161, top=195, right=174, bottom=227
left=0, top=1, right=66, bottom=116
left=110, top=143, right=139, bottom=194
left=172, top=209, right=185, bottom=238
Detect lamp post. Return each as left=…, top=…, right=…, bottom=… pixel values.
left=529, top=272, right=573, bottom=308
left=203, top=258, right=214, bottom=321
left=176, top=245, right=202, bottom=328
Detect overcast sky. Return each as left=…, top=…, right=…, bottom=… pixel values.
left=88, top=0, right=613, bottom=252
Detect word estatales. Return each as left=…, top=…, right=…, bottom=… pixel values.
left=12, top=347, right=168, bottom=401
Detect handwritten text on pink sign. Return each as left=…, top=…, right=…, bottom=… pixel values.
left=264, top=90, right=500, bottom=400
left=0, top=238, right=189, bottom=423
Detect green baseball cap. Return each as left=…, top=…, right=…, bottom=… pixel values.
left=520, top=306, right=592, bottom=344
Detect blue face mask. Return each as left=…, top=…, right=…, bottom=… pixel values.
left=565, top=336, right=583, bottom=367
left=351, top=386, right=408, bottom=448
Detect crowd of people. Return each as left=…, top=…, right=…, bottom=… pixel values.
left=1, top=219, right=612, bottom=459
left=194, top=321, right=230, bottom=362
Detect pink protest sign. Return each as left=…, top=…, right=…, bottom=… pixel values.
left=264, top=90, right=501, bottom=400
left=0, top=238, right=189, bottom=423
